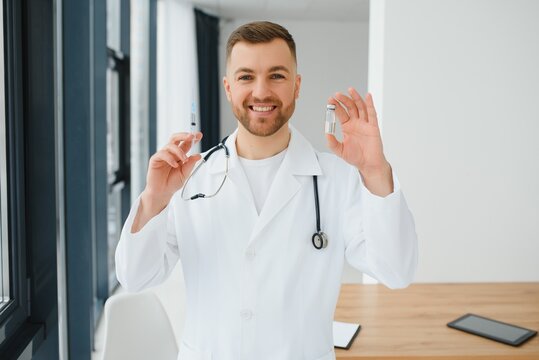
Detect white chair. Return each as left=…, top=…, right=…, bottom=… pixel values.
left=100, top=291, right=179, bottom=360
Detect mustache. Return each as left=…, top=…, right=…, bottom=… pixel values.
left=243, top=97, right=282, bottom=107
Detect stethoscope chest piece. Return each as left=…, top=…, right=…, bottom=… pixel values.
left=312, top=231, right=328, bottom=250
left=312, top=175, right=328, bottom=250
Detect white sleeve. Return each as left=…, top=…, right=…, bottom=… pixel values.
left=115, top=195, right=180, bottom=292
left=343, top=168, right=418, bottom=289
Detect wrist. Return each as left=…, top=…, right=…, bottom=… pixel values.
left=141, top=189, right=171, bottom=215
left=131, top=190, right=171, bottom=233
left=359, top=161, right=392, bottom=180
left=359, top=162, right=394, bottom=197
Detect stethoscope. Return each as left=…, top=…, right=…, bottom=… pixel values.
left=181, top=137, right=329, bottom=250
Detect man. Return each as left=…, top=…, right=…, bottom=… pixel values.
left=116, top=21, right=417, bottom=360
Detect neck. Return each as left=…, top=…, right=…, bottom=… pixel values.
left=236, top=123, right=291, bottom=160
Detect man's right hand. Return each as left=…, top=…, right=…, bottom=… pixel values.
left=131, top=132, right=203, bottom=233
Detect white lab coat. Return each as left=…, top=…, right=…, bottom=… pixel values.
left=116, top=125, right=418, bottom=360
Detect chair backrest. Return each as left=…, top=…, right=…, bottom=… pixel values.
left=101, top=291, right=179, bottom=360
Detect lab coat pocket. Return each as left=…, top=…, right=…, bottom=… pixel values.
left=311, top=348, right=336, bottom=360
left=177, top=341, right=212, bottom=360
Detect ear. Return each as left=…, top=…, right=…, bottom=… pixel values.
left=223, top=76, right=232, bottom=102
left=294, top=74, right=302, bottom=99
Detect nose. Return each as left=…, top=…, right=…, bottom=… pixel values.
left=251, top=78, right=272, bottom=101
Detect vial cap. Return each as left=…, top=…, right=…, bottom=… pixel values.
left=326, top=104, right=336, bottom=110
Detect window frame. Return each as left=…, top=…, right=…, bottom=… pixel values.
left=0, top=0, right=9, bottom=312
left=104, top=46, right=131, bottom=295
left=0, top=0, right=33, bottom=344
left=1, top=0, right=58, bottom=357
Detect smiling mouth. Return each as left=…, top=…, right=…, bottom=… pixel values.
left=249, top=105, right=277, bottom=113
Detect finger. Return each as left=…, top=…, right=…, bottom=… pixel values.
left=165, top=144, right=188, bottom=163
left=179, top=132, right=204, bottom=153
left=180, top=154, right=202, bottom=179
left=365, top=93, right=379, bottom=126
left=328, top=97, right=350, bottom=125
left=193, top=131, right=203, bottom=143
left=325, top=133, right=344, bottom=157
left=178, top=134, right=194, bottom=154
left=334, top=92, right=360, bottom=120
left=152, top=150, right=179, bottom=168
left=348, top=87, right=368, bottom=123
left=168, top=132, right=193, bottom=146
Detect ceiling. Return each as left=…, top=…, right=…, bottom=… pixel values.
left=190, top=0, right=370, bottom=22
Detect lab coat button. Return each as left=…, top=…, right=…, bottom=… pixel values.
left=245, top=250, right=256, bottom=260
left=240, top=309, right=253, bottom=320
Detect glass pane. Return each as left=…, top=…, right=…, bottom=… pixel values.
left=1, top=1, right=11, bottom=311
left=106, top=67, right=120, bottom=177
left=107, top=0, right=121, bottom=51
left=107, top=186, right=123, bottom=293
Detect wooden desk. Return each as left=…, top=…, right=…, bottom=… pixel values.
left=334, top=283, right=539, bottom=359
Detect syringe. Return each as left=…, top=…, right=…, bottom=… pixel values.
left=190, top=101, right=197, bottom=148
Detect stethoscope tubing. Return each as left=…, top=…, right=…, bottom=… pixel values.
left=181, top=139, right=230, bottom=200
left=181, top=137, right=328, bottom=249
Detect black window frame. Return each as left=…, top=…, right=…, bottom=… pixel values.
left=0, top=0, right=55, bottom=357
left=0, top=0, right=30, bottom=336
left=103, top=45, right=131, bottom=297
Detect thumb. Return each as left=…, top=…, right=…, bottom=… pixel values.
left=180, top=154, right=202, bottom=179
left=325, top=134, right=343, bottom=157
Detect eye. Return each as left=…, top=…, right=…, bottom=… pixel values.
left=238, top=74, right=253, bottom=81
left=270, top=73, right=286, bottom=80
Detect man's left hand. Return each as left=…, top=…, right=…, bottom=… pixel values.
left=326, top=88, right=394, bottom=197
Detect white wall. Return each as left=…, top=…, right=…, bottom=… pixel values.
left=157, top=0, right=200, bottom=150
left=219, top=19, right=369, bottom=152
left=218, top=19, right=369, bottom=283
left=370, top=0, right=539, bottom=282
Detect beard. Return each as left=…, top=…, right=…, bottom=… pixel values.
left=232, top=96, right=295, bottom=137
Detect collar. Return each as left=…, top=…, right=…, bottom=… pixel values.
left=206, top=124, right=323, bottom=176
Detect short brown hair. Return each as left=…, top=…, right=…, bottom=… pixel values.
left=226, top=21, right=297, bottom=64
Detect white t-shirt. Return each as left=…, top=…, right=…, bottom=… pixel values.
left=238, top=149, right=287, bottom=214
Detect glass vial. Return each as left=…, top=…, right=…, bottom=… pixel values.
left=325, top=104, right=336, bottom=135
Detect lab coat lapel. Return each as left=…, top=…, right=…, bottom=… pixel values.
left=248, top=126, right=322, bottom=245
left=249, top=157, right=301, bottom=243
left=207, top=126, right=323, bottom=244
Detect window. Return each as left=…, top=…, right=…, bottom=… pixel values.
left=1, top=0, right=49, bottom=356
left=106, top=56, right=124, bottom=292
left=0, top=0, right=9, bottom=311
left=106, top=0, right=130, bottom=293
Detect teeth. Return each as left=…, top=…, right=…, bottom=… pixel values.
left=252, top=106, right=274, bottom=112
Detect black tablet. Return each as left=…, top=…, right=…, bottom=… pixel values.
left=447, top=313, right=537, bottom=346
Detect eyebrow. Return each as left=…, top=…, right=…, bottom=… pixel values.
left=269, top=66, right=290, bottom=73
left=234, top=67, right=254, bottom=75
left=233, top=65, right=291, bottom=76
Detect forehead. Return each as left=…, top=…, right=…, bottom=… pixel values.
left=227, top=39, right=296, bottom=73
